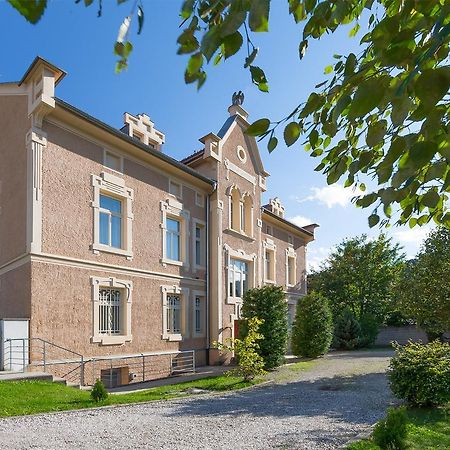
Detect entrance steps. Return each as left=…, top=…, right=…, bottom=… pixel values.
left=0, top=371, right=82, bottom=388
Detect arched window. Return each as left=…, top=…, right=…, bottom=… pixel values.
left=230, top=186, right=241, bottom=231
left=242, top=194, right=253, bottom=237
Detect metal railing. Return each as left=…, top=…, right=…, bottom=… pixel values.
left=3, top=338, right=195, bottom=388
left=4, top=338, right=85, bottom=385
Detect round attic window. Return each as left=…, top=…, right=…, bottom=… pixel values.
left=237, top=145, right=247, bottom=163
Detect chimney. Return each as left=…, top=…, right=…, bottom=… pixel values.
left=123, top=112, right=165, bottom=151
left=268, top=197, right=285, bottom=218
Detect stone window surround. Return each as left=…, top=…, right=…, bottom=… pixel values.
left=160, top=197, right=190, bottom=268
left=226, top=185, right=254, bottom=239
left=263, top=238, right=277, bottom=284
left=192, top=218, right=206, bottom=271
left=224, top=244, right=257, bottom=305
left=192, top=289, right=206, bottom=338
left=90, top=276, right=132, bottom=346
left=161, top=284, right=189, bottom=341
left=285, top=247, right=297, bottom=288
left=91, top=172, right=134, bottom=260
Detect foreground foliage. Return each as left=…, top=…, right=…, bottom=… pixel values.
left=347, top=404, right=450, bottom=450
left=396, top=227, right=450, bottom=340
left=242, top=285, right=288, bottom=369
left=291, top=292, right=333, bottom=358
left=9, top=1, right=450, bottom=227
left=372, top=407, right=408, bottom=450
left=215, top=317, right=266, bottom=381
left=90, top=379, right=108, bottom=402
left=389, top=341, right=450, bottom=407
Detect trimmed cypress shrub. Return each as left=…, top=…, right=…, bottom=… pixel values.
left=333, top=309, right=361, bottom=350
left=372, top=407, right=408, bottom=450
left=291, top=292, right=333, bottom=358
left=242, top=285, right=288, bottom=369
left=91, top=379, right=108, bottom=402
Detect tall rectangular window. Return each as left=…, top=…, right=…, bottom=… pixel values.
left=99, top=288, right=121, bottom=335
left=265, top=249, right=275, bottom=282
left=240, top=202, right=245, bottom=232
left=229, top=259, right=249, bottom=299
left=166, top=295, right=181, bottom=334
left=287, top=256, right=295, bottom=286
left=195, top=224, right=205, bottom=267
left=195, top=296, right=203, bottom=334
left=99, top=194, right=122, bottom=248
left=166, top=218, right=181, bottom=261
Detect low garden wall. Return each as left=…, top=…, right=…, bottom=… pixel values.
left=375, top=325, right=428, bottom=346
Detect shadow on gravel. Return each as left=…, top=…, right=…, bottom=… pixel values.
left=165, top=372, right=396, bottom=427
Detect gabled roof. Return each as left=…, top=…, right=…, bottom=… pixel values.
left=180, top=149, right=205, bottom=165
left=19, top=56, right=66, bottom=86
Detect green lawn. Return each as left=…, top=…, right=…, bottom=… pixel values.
left=0, top=375, right=258, bottom=418
left=347, top=404, right=450, bottom=450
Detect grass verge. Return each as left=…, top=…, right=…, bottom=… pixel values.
left=347, top=403, right=450, bottom=450
left=0, top=375, right=259, bottom=418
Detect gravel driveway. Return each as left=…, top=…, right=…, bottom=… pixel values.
left=0, top=350, right=395, bottom=450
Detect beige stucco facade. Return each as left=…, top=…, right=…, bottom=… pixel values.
left=0, top=57, right=317, bottom=384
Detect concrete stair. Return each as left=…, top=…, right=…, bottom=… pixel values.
left=0, top=371, right=82, bottom=389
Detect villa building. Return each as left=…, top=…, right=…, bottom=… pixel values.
left=0, top=57, right=317, bottom=386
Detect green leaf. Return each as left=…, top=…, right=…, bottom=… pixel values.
left=220, top=11, right=246, bottom=37
left=249, top=0, right=270, bottom=32
left=368, top=214, right=380, bottom=227
left=422, top=189, right=440, bottom=209
left=299, top=39, right=308, bottom=60
left=201, top=27, right=222, bottom=62
left=309, top=129, right=319, bottom=147
left=324, top=65, right=333, bottom=74
left=180, top=0, right=195, bottom=19
left=246, top=118, right=270, bottom=136
left=244, top=47, right=258, bottom=68
left=268, top=136, right=278, bottom=153
left=349, top=23, right=360, bottom=37
left=250, top=66, right=269, bottom=92
left=187, top=52, right=203, bottom=75
left=137, top=6, right=144, bottom=35
left=8, top=0, right=47, bottom=24
left=415, top=67, right=450, bottom=108
left=284, top=122, right=301, bottom=146
left=222, top=31, right=243, bottom=59
left=366, top=120, right=387, bottom=147
left=399, top=142, right=438, bottom=171
left=348, top=78, right=386, bottom=120
left=391, top=96, right=412, bottom=127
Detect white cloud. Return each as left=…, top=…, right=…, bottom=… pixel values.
left=293, top=184, right=363, bottom=208
left=393, top=226, right=432, bottom=244
left=288, top=215, right=313, bottom=227
left=307, top=246, right=331, bottom=272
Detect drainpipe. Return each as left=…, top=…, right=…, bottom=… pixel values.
left=205, top=190, right=211, bottom=365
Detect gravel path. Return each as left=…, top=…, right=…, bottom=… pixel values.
left=0, top=350, right=395, bottom=450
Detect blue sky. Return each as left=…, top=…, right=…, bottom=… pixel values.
left=1, top=0, right=431, bottom=268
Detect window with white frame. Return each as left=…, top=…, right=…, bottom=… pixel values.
left=194, top=222, right=206, bottom=267
left=169, top=180, right=182, bottom=199
left=240, top=201, right=245, bottom=232
left=166, top=294, right=181, bottom=334
left=99, top=194, right=122, bottom=248
left=91, top=276, right=132, bottom=345
left=98, top=288, right=122, bottom=335
left=160, top=198, right=189, bottom=267
left=194, top=295, right=205, bottom=335
left=229, top=259, right=249, bottom=299
left=166, top=217, right=181, bottom=261
left=104, top=151, right=122, bottom=172
left=287, top=256, right=296, bottom=286
left=161, top=285, right=188, bottom=341
left=265, top=248, right=276, bottom=282
left=92, top=173, right=134, bottom=258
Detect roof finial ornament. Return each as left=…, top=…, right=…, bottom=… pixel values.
left=232, top=91, right=244, bottom=106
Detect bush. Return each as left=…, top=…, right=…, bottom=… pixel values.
left=333, top=309, right=361, bottom=350
left=372, top=407, right=408, bottom=450
left=91, top=379, right=108, bottom=402
left=389, top=340, right=450, bottom=406
left=242, top=285, right=288, bottom=369
left=216, top=317, right=266, bottom=381
left=359, top=314, right=380, bottom=348
left=291, top=292, right=333, bottom=358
